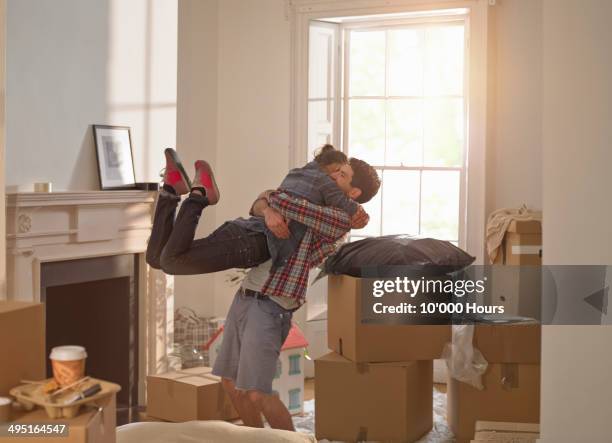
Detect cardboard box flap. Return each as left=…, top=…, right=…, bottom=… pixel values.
left=507, top=220, right=541, bottom=234
left=178, top=367, right=212, bottom=376
left=475, top=420, right=540, bottom=433
left=148, top=369, right=218, bottom=386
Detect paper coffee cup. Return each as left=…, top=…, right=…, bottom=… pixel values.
left=50, top=346, right=87, bottom=387
left=0, top=397, right=11, bottom=423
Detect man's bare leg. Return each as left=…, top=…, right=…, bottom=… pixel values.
left=248, top=390, right=295, bottom=431
left=221, top=378, right=264, bottom=428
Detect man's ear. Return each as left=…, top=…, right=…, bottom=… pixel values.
left=349, top=187, right=362, bottom=201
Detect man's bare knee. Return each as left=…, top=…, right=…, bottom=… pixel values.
left=247, top=390, right=266, bottom=407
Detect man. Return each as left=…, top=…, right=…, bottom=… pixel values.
left=146, top=149, right=380, bottom=430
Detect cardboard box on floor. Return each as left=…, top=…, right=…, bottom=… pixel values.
left=327, top=275, right=451, bottom=362
left=0, top=301, right=45, bottom=396
left=147, top=367, right=238, bottom=422
left=493, top=220, right=542, bottom=265
left=0, top=393, right=116, bottom=443
left=471, top=420, right=540, bottom=442
left=315, top=352, right=432, bottom=443
left=472, top=321, right=541, bottom=364
left=447, top=363, right=540, bottom=443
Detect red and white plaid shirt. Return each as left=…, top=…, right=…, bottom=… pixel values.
left=260, top=191, right=352, bottom=305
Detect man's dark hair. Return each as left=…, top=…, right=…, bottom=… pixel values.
left=313, top=144, right=348, bottom=167
left=349, top=157, right=381, bottom=204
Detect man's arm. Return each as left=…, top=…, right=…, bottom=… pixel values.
left=251, top=190, right=369, bottom=239
left=267, top=191, right=352, bottom=243
left=250, top=190, right=290, bottom=239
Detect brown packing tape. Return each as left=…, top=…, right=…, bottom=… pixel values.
left=356, top=363, right=369, bottom=374
left=356, top=427, right=368, bottom=442
left=501, top=363, right=519, bottom=390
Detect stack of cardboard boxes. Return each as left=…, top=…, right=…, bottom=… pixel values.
left=315, top=275, right=450, bottom=442
left=317, top=275, right=541, bottom=443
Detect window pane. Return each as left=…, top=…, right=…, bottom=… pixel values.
left=349, top=99, right=385, bottom=165
left=309, top=27, right=333, bottom=100
left=355, top=169, right=382, bottom=237
left=382, top=170, right=420, bottom=235
left=388, top=28, right=424, bottom=97
left=423, top=98, right=463, bottom=166
left=350, top=30, right=385, bottom=96
left=420, top=170, right=460, bottom=240
left=308, top=100, right=333, bottom=158
left=386, top=99, right=423, bottom=166
left=424, top=25, right=464, bottom=96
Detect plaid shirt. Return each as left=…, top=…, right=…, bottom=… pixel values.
left=260, top=191, right=352, bottom=304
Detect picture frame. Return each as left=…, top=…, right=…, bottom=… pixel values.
left=93, top=125, right=137, bottom=190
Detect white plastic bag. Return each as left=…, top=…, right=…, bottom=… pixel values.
left=442, top=324, right=488, bottom=390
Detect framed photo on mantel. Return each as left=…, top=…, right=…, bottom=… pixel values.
left=93, top=125, right=137, bottom=190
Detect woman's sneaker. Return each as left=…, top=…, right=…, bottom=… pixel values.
left=162, top=148, right=191, bottom=195
left=192, top=160, right=220, bottom=205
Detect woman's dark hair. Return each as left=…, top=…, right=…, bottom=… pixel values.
left=313, top=144, right=348, bottom=166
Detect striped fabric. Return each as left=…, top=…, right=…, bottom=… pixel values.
left=260, top=191, right=351, bottom=304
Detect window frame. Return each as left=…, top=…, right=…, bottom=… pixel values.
left=289, top=0, right=488, bottom=262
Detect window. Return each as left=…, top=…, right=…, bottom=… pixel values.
left=308, top=14, right=467, bottom=246
left=274, top=359, right=282, bottom=379
left=289, top=388, right=301, bottom=410
left=289, top=354, right=301, bottom=375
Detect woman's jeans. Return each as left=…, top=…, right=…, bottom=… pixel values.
left=146, top=192, right=270, bottom=275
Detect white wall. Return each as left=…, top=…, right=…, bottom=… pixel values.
left=175, top=0, right=291, bottom=317
left=486, top=0, right=542, bottom=216
left=6, top=0, right=177, bottom=192
left=175, top=0, right=219, bottom=315
left=541, top=0, right=612, bottom=441
left=214, top=0, right=291, bottom=315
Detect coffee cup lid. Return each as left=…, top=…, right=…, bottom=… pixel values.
left=0, top=397, right=11, bottom=406
left=50, top=346, right=87, bottom=361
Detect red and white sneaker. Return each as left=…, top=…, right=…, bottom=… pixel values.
left=162, top=148, right=191, bottom=195
left=192, top=160, right=220, bottom=205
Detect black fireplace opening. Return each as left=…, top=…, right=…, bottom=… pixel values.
left=41, top=254, right=139, bottom=425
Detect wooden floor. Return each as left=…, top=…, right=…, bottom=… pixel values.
left=304, top=378, right=446, bottom=401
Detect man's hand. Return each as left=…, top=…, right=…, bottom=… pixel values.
left=263, top=207, right=290, bottom=239
left=351, top=205, right=369, bottom=229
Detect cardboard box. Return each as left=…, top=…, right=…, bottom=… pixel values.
left=447, top=364, right=540, bottom=443
left=487, top=266, right=541, bottom=319
left=146, top=367, right=238, bottom=422
left=327, top=275, right=451, bottom=362
left=0, top=301, right=45, bottom=396
left=315, top=352, right=432, bottom=442
left=472, top=420, right=540, bottom=442
left=472, top=322, right=541, bottom=364
left=0, top=393, right=116, bottom=443
left=494, top=220, right=542, bottom=265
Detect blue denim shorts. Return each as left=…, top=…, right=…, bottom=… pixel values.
left=212, top=289, right=293, bottom=394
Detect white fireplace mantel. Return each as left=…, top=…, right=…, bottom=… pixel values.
left=5, top=190, right=173, bottom=405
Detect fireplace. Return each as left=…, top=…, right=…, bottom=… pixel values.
left=41, top=254, right=139, bottom=425
left=4, top=191, right=174, bottom=425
